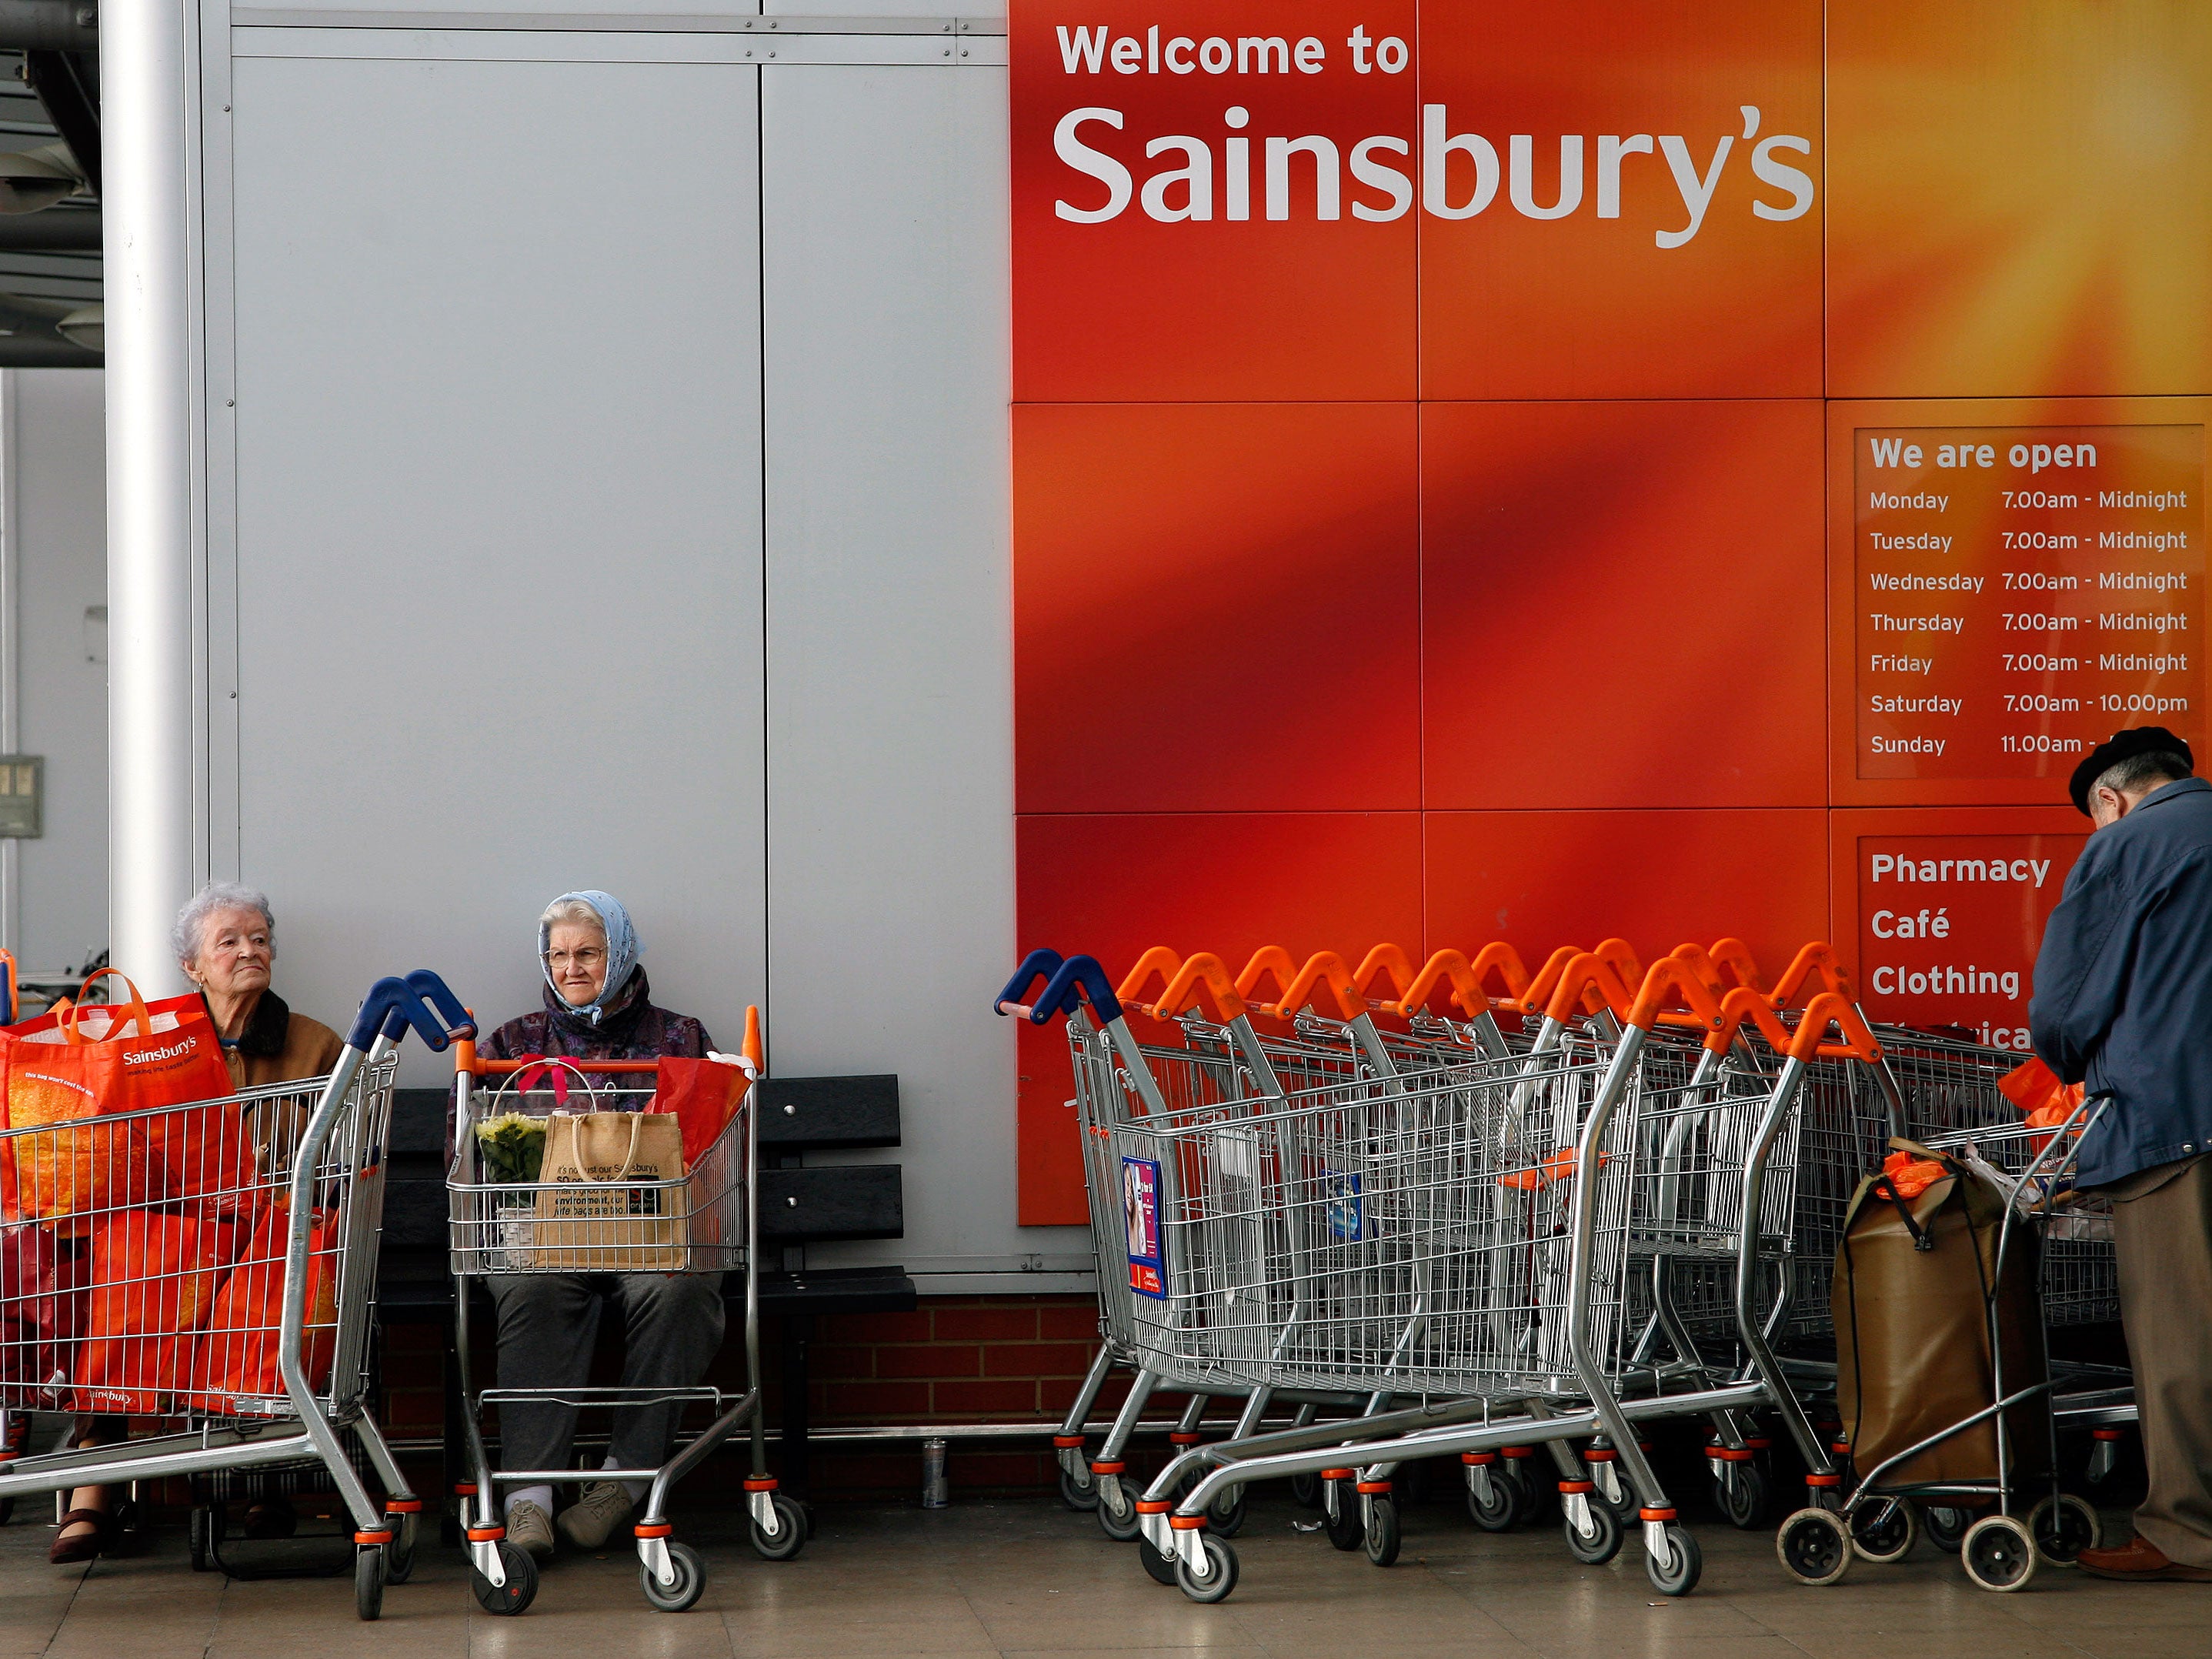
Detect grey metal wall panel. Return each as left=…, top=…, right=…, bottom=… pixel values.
left=11, top=369, right=106, bottom=973
left=229, top=55, right=766, bottom=1073
left=762, top=63, right=1069, bottom=1289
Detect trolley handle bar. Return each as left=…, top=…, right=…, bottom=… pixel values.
left=993, top=951, right=1123, bottom=1026
left=470, top=1056, right=664, bottom=1074
left=1767, top=941, right=1855, bottom=1009
left=346, top=971, right=472, bottom=1053
left=1791, top=991, right=1882, bottom=1063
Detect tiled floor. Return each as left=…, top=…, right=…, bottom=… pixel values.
left=1, top=1494, right=2204, bottom=1659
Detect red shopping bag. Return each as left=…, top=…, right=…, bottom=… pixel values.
left=0, top=973, right=236, bottom=1232
left=188, top=1199, right=338, bottom=1408
left=1999, top=1056, right=2086, bottom=1155
left=0, top=1223, right=87, bottom=1401
left=72, top=1208, right=229, bottom=1413
left=651, top=1055, right=749, bottom=1167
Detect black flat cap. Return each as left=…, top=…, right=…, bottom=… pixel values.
left=2069, top=725, right=2195, bottom=815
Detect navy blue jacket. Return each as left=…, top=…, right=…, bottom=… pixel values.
left=2030, top=776, right=2212, bottom=1187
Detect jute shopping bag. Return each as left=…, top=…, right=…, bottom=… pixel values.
left=532, top=1112, right=687, bottom=1271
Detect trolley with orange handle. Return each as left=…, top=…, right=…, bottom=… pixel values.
left=1107, top=958, right=1883, bottom=1603
left=445, top=1012, right=792, bottom=1617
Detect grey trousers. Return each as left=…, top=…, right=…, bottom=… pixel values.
left=490, top=1272, right=726, bottom=1478
left=2109, top=1153, right=2212, bottom=1567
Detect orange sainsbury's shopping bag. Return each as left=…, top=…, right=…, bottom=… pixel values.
left=0, top=973, right=239, bottom=1230
left=189, top=1200, right=338, bottom=1408
left=72, top=1207, right=228, bottom=1413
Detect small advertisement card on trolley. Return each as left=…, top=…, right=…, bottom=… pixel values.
left=1122, top=1156, right=1164, bottom=1298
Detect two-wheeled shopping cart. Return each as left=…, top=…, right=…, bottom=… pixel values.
left=0, top=970, right=470, bottom=1621
left=445, top=1045, right=801, bottom=1615
left=1773, top=1093, right=2112, bottom=1591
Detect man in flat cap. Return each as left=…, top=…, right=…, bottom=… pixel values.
left=2031, top=725, right=2212, bottom=1581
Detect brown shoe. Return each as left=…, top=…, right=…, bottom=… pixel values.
left=2079, top=1535, right=2212, bottom=1582
left=48, top=1508, right=111, bottom=1566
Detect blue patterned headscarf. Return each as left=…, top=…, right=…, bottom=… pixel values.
left=539, top=890, right=642, bottom=1026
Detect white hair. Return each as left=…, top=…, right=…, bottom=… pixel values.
left=174, top=881, right=275, bottom=966
left=539, top=896, right=606, bottom=936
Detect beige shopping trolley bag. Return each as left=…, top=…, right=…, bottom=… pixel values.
left=532, top=1111, right=687, bottom=1270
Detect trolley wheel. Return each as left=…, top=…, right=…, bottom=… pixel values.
left=1290, top=1470, right=1322, bottom=1509
left=1175, top=1534, right=1239, bottom=1604
left=1323, top=1482, right=1363, bottom=1551
left=1776, top=1507, right=1853, bottom=1587
left=1096, top=1480, right=1143, bottom=1543
left=1596, top=1469, right=1640, bottom=1524
left=1466, top=1471, right=1517, bottom=1532
left=640, top=1541, right=706, bottom=1613
left=1960, top=1514, right=2038, bottom=1592
left=1517, top=1467, right=1556, bottom=1527
left=1057, top=1465, right=1099, bottom=1513
left=189, top=1506, right=212, bottom=1573
left=1847, top=1494, right=1918, bottom=1563
left=2029, top=1493, right=2102, bottom=1565
left=751, top=1493, right=808, bottom=1561
left=385, top=1513, right=419, bottom=1584
left=1363, top=1496, right=1402, bottom=1568
left=1563, top=1496, right=1623, bottom=1566
left=1206, top=1486, right=1246, bottom=1539
left=354, top=1545, right=385, bottom=1621
left=1716, top=1462, right=1771, bottom=1530
left=1645, top=1523, right=1703, bottom=1597
left=0, top=1494, right=14, bottom=1526
left=1138, top=1534, right=1179, bottom=1586
left=1923, top=1505, right=1972, bottom=1554
left=471, top=1541, right=539, bottom=1616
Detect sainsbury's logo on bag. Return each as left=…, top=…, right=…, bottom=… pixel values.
left=120, top=1039, right=203, bottom=1067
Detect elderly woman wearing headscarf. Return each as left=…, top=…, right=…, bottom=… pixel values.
left=53, top=882, right=346, bottom=1564
left=477, top=892, right=725, bottom=1562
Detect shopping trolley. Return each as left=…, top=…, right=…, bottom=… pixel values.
left=1774, top=1093, right=2113, bottom=1592
left=446, top=1041, right=798, bottom=1616
left=1009, top=948, right=1880, bottom=1598
left=0, top=970, right=469, bottom=1621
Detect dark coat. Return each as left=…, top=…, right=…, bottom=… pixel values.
left=2030, top=776, right=2212, bottom=1187
left=209, top=988, right=345, bottom=1090
left=479, top=966, right=715, bottom=1073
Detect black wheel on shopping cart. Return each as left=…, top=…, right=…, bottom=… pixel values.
left=1511, top=1464, right=1553, bottom=1525
left=1922, top=1505, right=1972, bottom=1554
left=1645, top=1523, right=1703, bottom=1597
left=1323, top=1482, right=1363, bottom=1551
left=1096, top=1480, right=1143, bottom=1542
left=1466, top=1469, right=1516, bottom=1532
left=471, top=1540, right=539, bottom=1616
left=1960, top=1514, right=2037, bottom=1592
left=751, top=1493, right=808, bottom=1561
left=1290, top=1470, right=1322, bottom=1509
left=1205, top=1485, right=1246, bottom=1539
left=1057, top=1464, right=1099, bottom=1512
left=1715, top=1461, right=1771, bottom=1530
left=1138, top=1534, right=1179, bottom=1585
left=1776, top=1507, right=1853, bottom=1586
left=1175, top=1533, right=1239, bottom=1604
left=0, top=1495, right=14, bottom=1527
left=1363, top=1496, right=1402, bottom=1567
left=1563, top=1495, right=1623, bottom=1566
left=1847, top=1494, right=1918, bottom=1563
left=2028, top=1493, right=2102, bottom=1565
left=354, top=1545, right=385, bottom=1621
left=640, top=1541, right=706, bottom=1613
left=385, top=1514, right=419, bottom=1584
left=189, top=1506, right=212, bottom=1572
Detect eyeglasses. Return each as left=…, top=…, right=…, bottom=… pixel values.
left=545, top=946, right=607, bottom=971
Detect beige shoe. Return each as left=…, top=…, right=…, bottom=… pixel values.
left=556, top=1481, right=634, bottom=1551
left=506, top=1499, right=556, bottom=1561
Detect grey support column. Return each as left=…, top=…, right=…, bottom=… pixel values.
left=105, top=0, right=199, bottom=991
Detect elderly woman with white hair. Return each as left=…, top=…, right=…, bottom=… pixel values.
left=51, top=882, right=344, bottom=1564
left=477, top=890, right=724, bottom=1563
